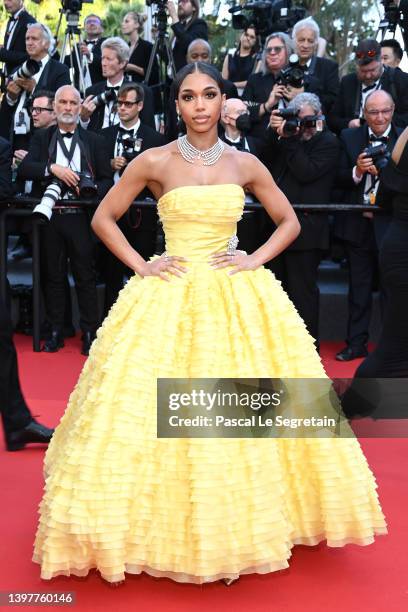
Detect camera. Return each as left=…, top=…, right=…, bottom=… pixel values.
left=92, top=88, right=117, bottom=109
left=235, top=112, right=252, bottom=133
left=32, top=180, right=64, bottom=222
left=77, top=171, right=97, bottom=198
left=229, top=0, right=306, bottom=39
left=364, top=143, right=391, bottom=170
left=276, top=54, right=305, bottom=89
left=12, top=59, right=41, bottom=81
left=276, top=108, right=324, bottom=136
left=61, top=0, right=93, bottom=13
left=118, top=133, right=143, bottom=162
left=145, top=0, right=169, bottom=34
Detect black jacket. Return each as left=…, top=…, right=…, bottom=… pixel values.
left=263, top=128, right=340, bottom=250
left=0, top=58, right=71, bottom=140
left=0, top=10, right=36, bottom=78
left=17, top=124, right=113, bottom=200
left=0, top=137, right=12, bottom=200
left=334, top=123, right=403, bottom=243
left=305, top=56, right=340, bottom=115
left=328, top=66, right=408, bottom=134
left=171, top=18, right=208, bottom=72
left=64, top=37, right=106, bottom=89
left=84, top=79, right=156, bottom=132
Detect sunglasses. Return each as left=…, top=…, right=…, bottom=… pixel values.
left=266, top=46, right=285, bottom=54
left=116, top=100, right=140, bottom=108
left=30, top=106, right=53, bottom=114
left=355, top=49, right=378, bottom=59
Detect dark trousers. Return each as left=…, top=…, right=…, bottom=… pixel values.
left=268, top=249, right=322, bottom=342
left=344, top=223, right=378, bottom=348
left=41, top=212, right=99, bottom=333
left=0, top=295, right=32, bottom=439
left=102, top=208, right=158, bottom=317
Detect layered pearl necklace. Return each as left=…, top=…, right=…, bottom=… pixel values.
left=177, top=135, right=225, bottom=166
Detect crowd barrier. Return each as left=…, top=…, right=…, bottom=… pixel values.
left=0, top=195, right=386, bottom=352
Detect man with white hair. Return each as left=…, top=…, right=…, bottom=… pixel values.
left=0, top=22, right=70, bottom=143
left=80, top=37, right=155, bottom=132
left=0, top=0, right=36, bottom=89
left=18, top=85, right=113, bottom=355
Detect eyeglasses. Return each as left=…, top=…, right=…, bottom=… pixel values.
left=365, top=108, right=394, bottom=116
left=356, top=49, right=378, bottom=60
left=30, top=106, right=53, bottom=114
left=266, top=45, right=285, bottom=54
left=116, top=100, right=140, bottom=108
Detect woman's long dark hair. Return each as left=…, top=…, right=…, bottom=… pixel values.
left=235, top=25, right=260, bottom=57
left=174, top=62, right=224, bottom=99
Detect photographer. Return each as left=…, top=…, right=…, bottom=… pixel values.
left=80, top=37, right=155, bottom=133
left=0, top=0, right=36, bottom=90
left=242, top=32, right=320, bottom=139
left=264, top=92, right=340, bottom=345
left=100, top=82, right=165, bottom=316
left=0, top=23, right=70, bottom=144
left=292, top=17, right=339, bottom=115
left=64, top=14, right=106, bottom=89
left=329, top=38, right=408, bottom=135
left=166, top=0, right=208, bottom=72
left=380, top=39, right=404, bottom=69
left=334, top=90, right=402, bottom=361
left=17, top=85, right=113, bottom=355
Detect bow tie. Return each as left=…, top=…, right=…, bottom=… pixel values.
left=119, top=127, right=134, bottom=135
left=85, top=39, right=97, bottom=45
left=362, top=83, right=378, bottom=94
left=369, top=134, right=388, bottom=144
left=59, top=131, right=74, bottom=139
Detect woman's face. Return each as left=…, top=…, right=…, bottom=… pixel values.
left=295, top=28, right=316, bottom=61
left=122, top=13, right=137, bottom=36
left=241, top=28, right=257, bottom=51
left=265, top=37, right=288, bottom=73
left=176, top=71, right=224, bottom=133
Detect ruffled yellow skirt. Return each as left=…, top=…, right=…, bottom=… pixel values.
left=33, top=265, right=387, bottom=583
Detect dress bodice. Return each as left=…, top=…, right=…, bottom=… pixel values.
left=158, top=184, right=244, bottom=260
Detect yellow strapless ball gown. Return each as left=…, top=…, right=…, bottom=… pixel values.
left=33, top=185, right=386, bottom=584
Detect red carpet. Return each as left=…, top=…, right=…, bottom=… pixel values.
left=0, top=336, right=407, bottom=611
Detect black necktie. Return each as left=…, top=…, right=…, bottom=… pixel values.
left=369, top=134, right=388, bottom=144
left=60, top=131, right=74, bottom=139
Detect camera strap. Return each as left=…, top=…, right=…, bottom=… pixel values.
left=48, top=128, right=93, bottom=177
left=56, top=130, right=80, bottom=167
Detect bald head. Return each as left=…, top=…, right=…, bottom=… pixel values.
left=364, top=89, right=395, bottom=135
left=54, top=85, right=81, bottom=127
left=364, top=89, right=394, bottom=110
left=187, top=39, right=212, bottom=64
left=222, top=98, right=248, bottom=120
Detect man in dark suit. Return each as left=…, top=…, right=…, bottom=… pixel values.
left=329, top=38, right=408, bottom=135
left=166, top=0, right=208, bottom=72
left=334, top=90, right=402, bottom=361
left=18, top=85, right=113, bottom=355
left=0, top=135, right=12, bottom=199
left=265, top=92, right=340, bottom=346
left=64, top=14, right=106, bottom=92
left=100, top=82, right=165, bottom=316
left=80, top=37, right=155, bottom=133
left=0, top=22, right=71, bottom=144
left=0, top=0, right=36, bottom=90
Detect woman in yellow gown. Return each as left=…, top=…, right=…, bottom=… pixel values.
left=33, top=63, right=386, bottom=585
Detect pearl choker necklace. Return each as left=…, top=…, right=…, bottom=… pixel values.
left=177, top=135, right=225, bottom=166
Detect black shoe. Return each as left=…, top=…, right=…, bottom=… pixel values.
left=42, top=330, right=64, bottom=353
left=335, top=346, right=368, bottom=361
left=6, top=420, right=54, bottom=451
left=8, top=239, right=32, bottom=261
left=81, top=331, right=96, bottom=356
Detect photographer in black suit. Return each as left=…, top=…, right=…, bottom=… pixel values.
left=0, top=22, right=70, bottom=144
left=0, top=0, right=36, bottom=90
left=334, top=90, right=402, bottom=361
left=64, top=14, right=106, bottom=90
left=166, top=0, right=208, bottom=72
left=100, top=82, right=165, bottom=316
left=17, top=85, right=113, bottom=355
left=80, top=37, right=155, bottom=133
left=264, top=92, right=340, bottom=346
left=329, top=38, right=408, bottom=135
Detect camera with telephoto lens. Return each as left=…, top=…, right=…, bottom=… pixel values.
left=276, top=54, right=305, bottom=89
left=92, top=88, right=117, bottom=109
left=364, top=143, right=390, bottom=170
left=32, top=180, right=65, bottom=222
left=12, top=59, right=41, bottom=82
left=276, top=108, right=324, bottom=136
left=77, top=171, right=97, bottom=197
left=118, top=133, right=143, bottom=162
